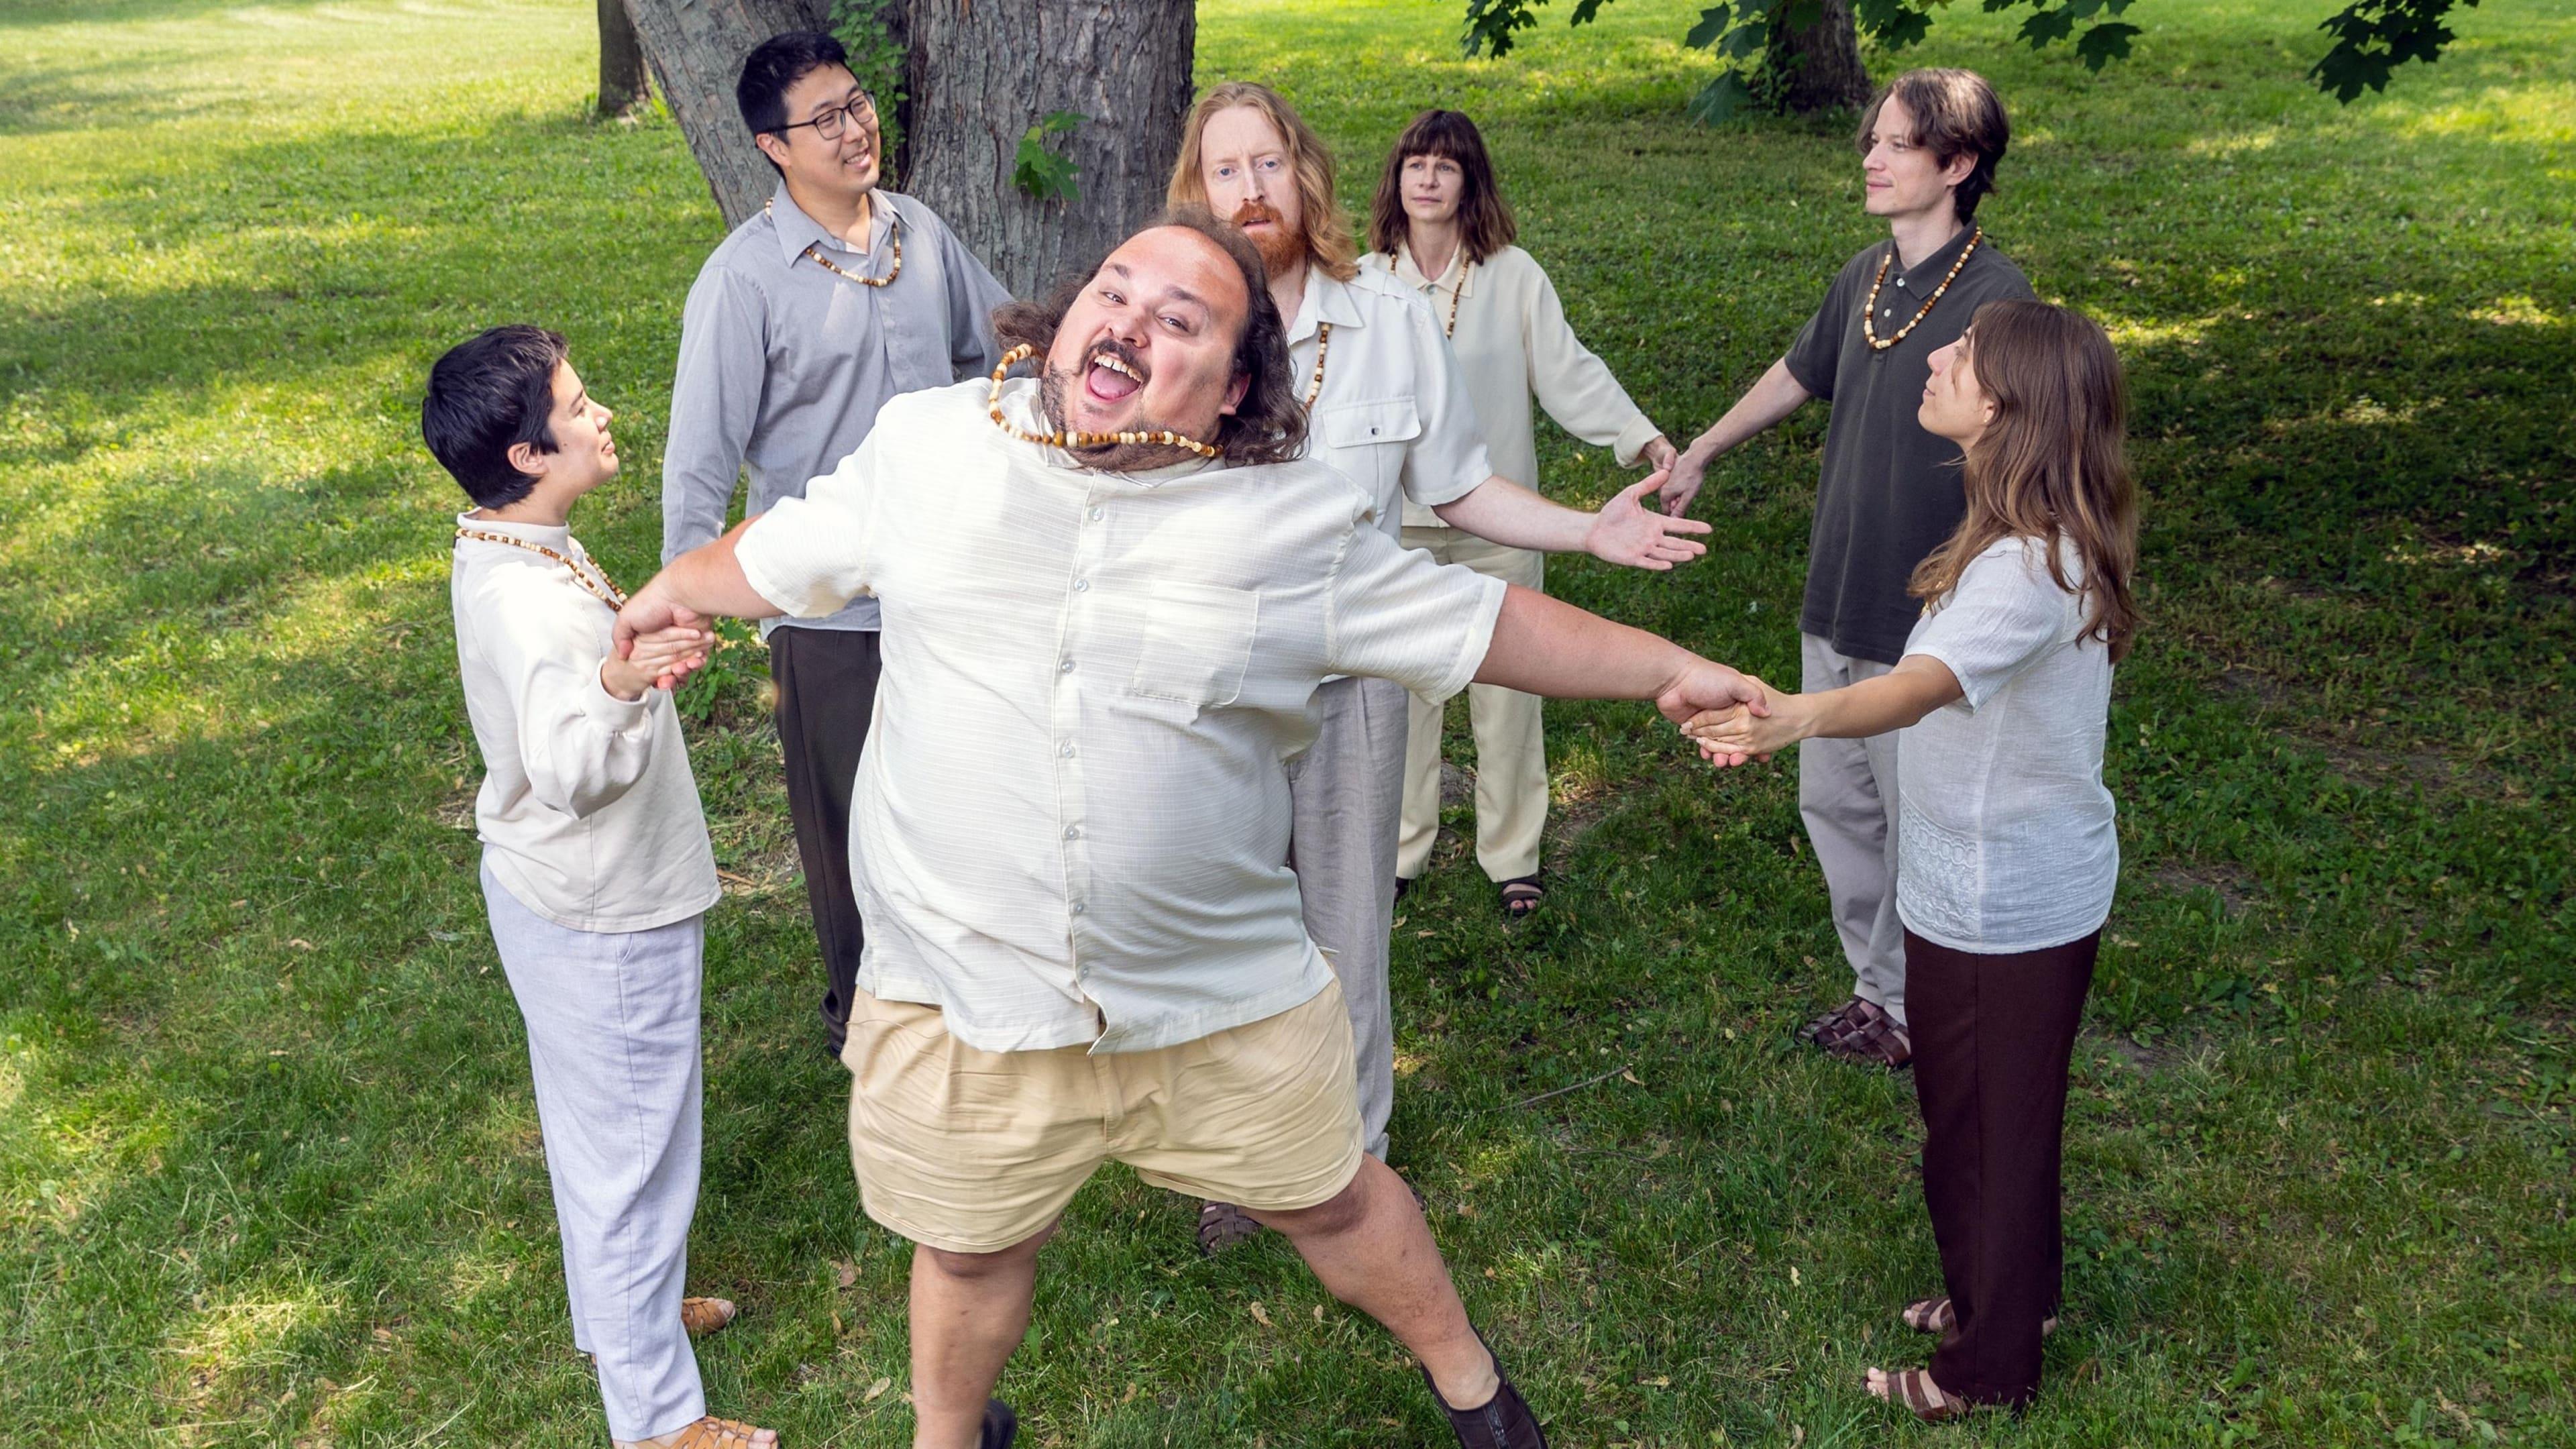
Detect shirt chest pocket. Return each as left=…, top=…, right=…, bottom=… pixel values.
left=1127, top=581, right=1260, bottom=708
left=1310, top=397, right=1423, bottom=502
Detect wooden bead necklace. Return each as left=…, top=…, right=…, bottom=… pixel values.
left=1302, top=321, right=1333, bottom=406
left=984, top=344, right=1224, bottom=460
left=1860, top=225, right=1982, bottom=352
left=455, top=528, right=628, bottom=609
left=1441, top=262, right=1471, bottom=339
left=768, top=197, right=902, bottom=288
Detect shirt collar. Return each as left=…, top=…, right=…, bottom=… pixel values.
left=1892, top=223, right=1980, bottom=289
left=1288, top=268, right=1370, bottom=345
left=455, top=509, right=572, bottom=551
left=1391, top=243, right=1473, bottom=296
left=992, top=377, right=1221, bottom=489
left=768, top=181, right=896, bottom=266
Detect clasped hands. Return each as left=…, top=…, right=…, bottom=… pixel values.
left=1676, top=673, right=1803, bottom=765
left=600, top=602, right=713, bottom=701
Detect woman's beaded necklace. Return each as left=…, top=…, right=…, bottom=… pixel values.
left=769, top=196, right=902, bottom=288
left=1860, top=226, right=1982, bottom=352
left=984, top=344, right=1224, bottom=460
left=455, top=528, right=627, bottom=608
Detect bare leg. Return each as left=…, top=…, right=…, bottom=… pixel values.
left=1250, top=1156, right=1499, bottom=1409
left=908, top=1225, right=1053, bottom=1449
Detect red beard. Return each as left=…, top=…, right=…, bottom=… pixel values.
left=1229, top=198, right=1306, bottom=278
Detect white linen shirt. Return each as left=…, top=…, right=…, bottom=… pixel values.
left=1896, top=535, right=2118, bottom=953
left=1290, top=268, right=1495, bottom=540
left=732, top=378, right=1508, bottom=1054
left=450, top=515, right=720, bottom=933
left=1366, top=244, right=1662, bottom=529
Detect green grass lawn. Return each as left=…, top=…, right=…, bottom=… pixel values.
left=3, top=0, right=2571, bottom=1444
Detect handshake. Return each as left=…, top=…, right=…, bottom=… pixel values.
left=600, top=618, right=715, bottom=702
left=1676, top=674, right=1801, bottom=765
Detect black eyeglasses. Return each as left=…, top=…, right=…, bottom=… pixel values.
left=774, top=92, right=877, bottom=142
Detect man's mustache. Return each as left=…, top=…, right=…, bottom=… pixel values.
left=1229, top=199, right=1282, bottom=229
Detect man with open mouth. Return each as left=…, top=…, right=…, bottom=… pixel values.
left=617, top=209, right=1768, bottom=1449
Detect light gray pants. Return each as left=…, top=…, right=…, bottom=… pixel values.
left=1797, top=633, right=1909, bottom=1026
left=1286, top=674, right=1408, bottom=1160
left=480, top=860, right=707, bottom=1442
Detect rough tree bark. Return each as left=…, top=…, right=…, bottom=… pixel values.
left=1764, top=0, right=1872, bottom=115
left=626, top=0, right=833, bottom=228
left=896, top=0, right=1197, bottom=298
left=598, top=0, right=655, bottom=117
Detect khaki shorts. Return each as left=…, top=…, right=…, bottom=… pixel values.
left=842, top=981, right=1366, bottom=1253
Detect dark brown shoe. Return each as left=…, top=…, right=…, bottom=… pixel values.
left=1423, top=1337, right=1548, bottom=1448
left=979, top=1399, right=1017, bottom=1448
left=1196, top=1200, right=1267, bottom=1255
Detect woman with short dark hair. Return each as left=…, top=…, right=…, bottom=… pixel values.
left=1364, top=109, right=1676, bottom=920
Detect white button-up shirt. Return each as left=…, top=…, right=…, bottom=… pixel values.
left=1290, top=268, right=1496, bottom=540
left=733, top=378, right=1508, bottom=1053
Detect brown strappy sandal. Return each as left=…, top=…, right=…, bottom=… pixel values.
left=1900, top=1296, right=2057, bottom=1338
left=1821, top=998, right=1911, bottom=1069
left=1799, top=996, right=1868, bottom=1047
left=1196, top=1200, right=1266, bottom=1255
left=662, top=1414, right=778, bottom=1447
left=1497, top=875, right=1545, bottom=920
left=681, top=1297, right=739, bottom=1337
left=1867, top=1366, right=1980, bottom=1424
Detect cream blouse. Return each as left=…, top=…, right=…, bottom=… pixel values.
left=1364, top=243, right=1663, bottom=529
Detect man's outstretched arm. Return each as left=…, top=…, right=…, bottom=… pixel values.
left=614, top=519, right=784, bottom=686
left=1472, top=584, right=1767, bottom=763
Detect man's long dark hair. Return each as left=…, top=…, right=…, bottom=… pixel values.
left=992, top=207, right=1309, bottom=467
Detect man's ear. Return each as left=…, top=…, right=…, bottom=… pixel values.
left=752, top=131, right=792, bottom=172
left=1220, top=368, right=1251, bottom=417
left=1939, top=150, right=1977, bottom=192
left=504, top=439, right=552, bottom=480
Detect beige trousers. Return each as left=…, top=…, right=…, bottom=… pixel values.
left=1395, top=526, right=1548, bottom=883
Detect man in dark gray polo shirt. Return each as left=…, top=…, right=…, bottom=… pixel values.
left=1660, top=68, right=2033, bottom=1069
left=663, top=31, right=1010, bottom=1058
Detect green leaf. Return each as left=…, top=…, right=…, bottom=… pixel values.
left=1569, top=0, right=1619, bottom=25
left=1682, top=1, right=1733, bottom=47
left=1012, top=111, right=1085, bottom=203
left=2019, top=7, right=2076, bottom=48
left=2076, top=19, right=2141, bottom=70
left=1460, top=0, right=1546, bottom=58
left=1686, top=70, right=1755, bottom=125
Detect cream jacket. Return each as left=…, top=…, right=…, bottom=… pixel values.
left=1364, top=243, right=1662, bottom=529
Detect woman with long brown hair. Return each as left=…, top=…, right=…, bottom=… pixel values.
left=1688, top=299, right=2140, bottom=1421
left=1363, top=109, right=1676, bottom=920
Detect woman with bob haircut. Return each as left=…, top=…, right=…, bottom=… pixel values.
left=1687, top=299, right=2141, bottom=1421
left=1363, top=108, right=1676, bottom=920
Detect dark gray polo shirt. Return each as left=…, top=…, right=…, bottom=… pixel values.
left=661, top=183, right=1010, bottom=633
left=1782, top=226, right=2033, bottom=665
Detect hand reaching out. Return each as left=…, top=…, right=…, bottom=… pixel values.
left=600, top=624, right=711, bottom=701
left=1680, top=675, right=1805, bottom=763
left=1652, top=657, right=1770, bottom=768
left=1658, top=447, right=1709, bottom=519
left=1587, top=473, right=1715, bottom=570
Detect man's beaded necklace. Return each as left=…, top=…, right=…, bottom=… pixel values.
left=984, top=344, right=1224, bottom=460
left=1860, top=226, right=1982, bottom=352
left=455, top=528, right=628, bottom=608
left=1302, top=322, right=1332, bottom=407
left=768, top=197, right=902, bottom=288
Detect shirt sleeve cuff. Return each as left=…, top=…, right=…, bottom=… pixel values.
left=1409, top=441, right=1497, bottom=511
left=735, top=503, right=847, bottom=619
left=1612, top=415, right=1662, bottom=469
left=1902, top=643, right=1989, bottom=713
left=582, top=662, right=655, bottom=727
left=1428, top=574, right=1510, bottom=703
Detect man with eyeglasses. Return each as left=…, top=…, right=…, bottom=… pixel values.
left=663, top=30, right=1012, bottom=1062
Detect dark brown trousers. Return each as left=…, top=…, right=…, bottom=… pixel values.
left=769, top=627, right=881, bottom=1053
left=1904, top=926, right=2100, bottom=1407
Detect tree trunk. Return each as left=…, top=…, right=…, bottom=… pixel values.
left=898, top=0, right=1197, bottom=298
left=1766, top=0, right=1872, bottom=115
left=598, top=0, right=654, bottom=117
left=626, top=0, right=833, bottom=228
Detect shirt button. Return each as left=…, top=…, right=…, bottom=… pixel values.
left=1059, top=742, right=1075, bottom=758
left=1073, top=578, right=1090, bottom=592
left=1059, top=659, right=1074, bottom=674
left=1064, top=825, right=1081, bottom=841
left=1089, top=506, right=1105, bottom=521
left=1069, top=902, right=1086, bottom=916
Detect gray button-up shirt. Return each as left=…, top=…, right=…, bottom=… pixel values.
left=661, top=182, right=1012, bottom=632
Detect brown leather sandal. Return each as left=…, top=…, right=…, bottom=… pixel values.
left=1901, top=1296, right=2057, bottom=1338
left=1798, top=996, right=1868, bottom=1046
left=1821, top=998, right=1911, bottom=1069
left=1868, top=1367, right=1980, bottom=1424
left=1497, top=875, right=1545, bottom=920
left=663, top=1414, right=778, bottom=1447
left=681, top=1297, right=739, bottom=1337
left=1197, top=1200, right=1266, bottom=1255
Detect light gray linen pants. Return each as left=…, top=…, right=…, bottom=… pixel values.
left=480, top=859, right=707, bottom=1442
left=1286, top=674, right=1409, bottom=1160
left=1797, top=633, right=1909, bottom=1026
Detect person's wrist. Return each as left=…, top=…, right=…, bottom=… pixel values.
left=598, top=658, right=646, bottom=702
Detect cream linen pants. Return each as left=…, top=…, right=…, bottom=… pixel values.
left=1395, top=525, right=1548, bottom=883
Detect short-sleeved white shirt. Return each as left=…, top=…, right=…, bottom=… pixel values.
left=733, top=377, right=1508, bottom=1053
left=1290, top=269, right=1495, bottom=539
left=1896, top=535, right=2118, bottom=953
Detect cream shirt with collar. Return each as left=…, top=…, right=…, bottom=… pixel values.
left=731, top=377, right=1507, bottom=1054
left=1366, top=244, right=1662, bottom=530
left=450, top=515, right=720, bottom=933
left=1287, top=266, right=1495, bottom=539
